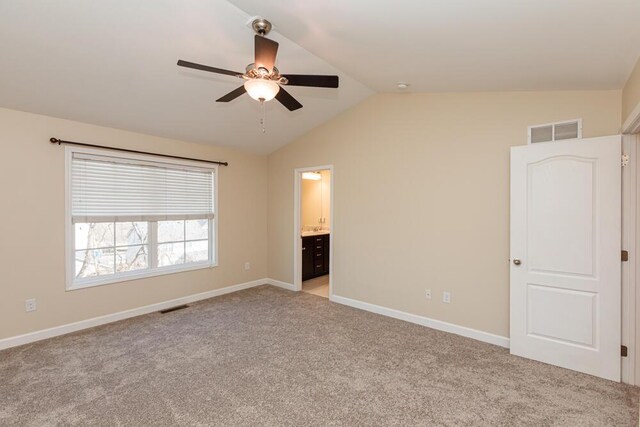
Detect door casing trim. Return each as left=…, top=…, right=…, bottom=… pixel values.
left=622, top=134, right=638, bottom=385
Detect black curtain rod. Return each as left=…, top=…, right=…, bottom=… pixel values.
left=49, top=138, right=229, bottom=166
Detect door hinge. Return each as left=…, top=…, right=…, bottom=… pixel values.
left=622, top=250, right=629, bottom=262
left=622, top=345, right=628, bottom=357
left=622, top=154, right=630, bottom=167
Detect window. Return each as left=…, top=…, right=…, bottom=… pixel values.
left=66, top=146, right=217, bottom=290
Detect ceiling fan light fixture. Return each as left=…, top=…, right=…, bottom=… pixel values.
left=244, top=78, right=280, bottom=102
left=302, top=172, right=322, bottom=180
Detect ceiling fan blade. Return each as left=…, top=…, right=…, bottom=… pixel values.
left=282, top=74, right=339, bottom=88
left=275, top=86, right=303, bottom=111
left=177, top=60, right=243, bottom=78
left=255, top=35, right=279, bottom=73
left=216, top=86, right=247, bottom=102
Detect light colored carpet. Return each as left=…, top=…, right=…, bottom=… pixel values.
left=302, top=275, right=329, bottom=298
left=0, top=285, right=638, bottom=426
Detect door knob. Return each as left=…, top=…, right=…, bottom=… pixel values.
left=513, top=259, right=521, bottom=266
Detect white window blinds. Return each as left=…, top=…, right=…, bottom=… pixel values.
left=71, top=152, right=215, bottom=223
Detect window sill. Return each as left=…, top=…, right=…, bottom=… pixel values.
left=66, top=261, right=217, bottom=291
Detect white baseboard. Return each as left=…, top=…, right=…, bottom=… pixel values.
left=1, top=279, right=507, bottom=352
left=330, top=294, right=510, bottom=348
left=0, top=278, right=270, bottom=351
left=265, top=278, right=296, bottom=291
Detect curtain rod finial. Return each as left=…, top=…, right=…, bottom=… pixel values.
left=50, top=137, right=60, bottom=144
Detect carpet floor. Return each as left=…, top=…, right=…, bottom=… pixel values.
left=0, top=285, right=638, bottom=426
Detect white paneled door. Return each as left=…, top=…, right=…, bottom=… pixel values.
left=510, top=135, right=621, bottom=381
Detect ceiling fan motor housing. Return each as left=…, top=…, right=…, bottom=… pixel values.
left=244, top=64, right=288, bottom=84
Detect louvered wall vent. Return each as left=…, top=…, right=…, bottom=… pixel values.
left=528, top=119, right=582, bottom=144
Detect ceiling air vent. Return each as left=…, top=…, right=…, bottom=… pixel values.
left=528, top=119, right=582, bottom=144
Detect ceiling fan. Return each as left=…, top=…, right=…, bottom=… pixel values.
left=177, top=18, right=339, bottom=111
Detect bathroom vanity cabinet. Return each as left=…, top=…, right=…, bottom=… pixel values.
left=301, top=233, right=330, bottom=281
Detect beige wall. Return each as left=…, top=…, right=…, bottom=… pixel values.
left=623, top=57, right=640, bottom=125
left=301, top=170, right=331, bottom=229
left=301, top=177, right=321, bottom=227
left=0, top=108, right=268, bottom=340
left=268, top=90, right=621, bottom=337
left=320, top=170, right=331, bottom=226
left=0, top=89, right=624, bottom=342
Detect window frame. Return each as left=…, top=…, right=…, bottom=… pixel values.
left=65, top=146, right=218, bottom=291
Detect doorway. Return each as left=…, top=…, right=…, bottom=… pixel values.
left=293, top=165, right=333, bottom=298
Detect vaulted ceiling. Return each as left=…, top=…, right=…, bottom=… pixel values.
left=228, top=0, right=640, bottom=92
left=0, top=0, right=373, bottom=154
left=1, top=1, right=639, bottom=154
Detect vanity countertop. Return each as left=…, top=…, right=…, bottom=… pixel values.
left=301, top=230, right=330, bottom=237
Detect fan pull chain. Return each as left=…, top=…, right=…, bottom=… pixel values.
left=260, top=99, right=266, bottom=133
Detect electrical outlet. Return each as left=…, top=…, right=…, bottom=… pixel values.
left=244, top=262, right=251, bottom=271
left=443, top=292, right=451, bottom=304
left=425, top=289, right=432, bottom=299
left=25, top=298, right=37, bottom=312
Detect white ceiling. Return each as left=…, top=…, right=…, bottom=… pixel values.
left=0, top=0, right=373, bottom=155
left=228, top=0, right=640, bottom=92
left=1, top=1, right=639, bottom=155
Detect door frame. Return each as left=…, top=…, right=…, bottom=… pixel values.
left=622, top=101, right=640, bottom=385
left=622, top=133, right=638, bottom=385
left=293, top=165, right=334, bottom=296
